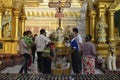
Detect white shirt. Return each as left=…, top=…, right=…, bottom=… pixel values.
left=19, top=39, right=29, bottom=54
left=35, top=34, right=51, bottom=52
left=75, top=34, right=82, bottom=51
left=76, top=34, right=82, bottom=44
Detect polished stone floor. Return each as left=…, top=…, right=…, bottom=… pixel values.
left=0, top=61, right=103, bottom=74
left=0, top=54, right=103, bottom=74
left=0, top=62, right=38, bottom=74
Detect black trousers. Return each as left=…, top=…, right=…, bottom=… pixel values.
left=71, top=53, right=82, bottom=73
left=19, top=53, right=30, bottom=74
left=42, top=57, right=51, bottom=74
left=37, top=51, right=43, bottom=72
left=31, top=45, right=36, bottom=63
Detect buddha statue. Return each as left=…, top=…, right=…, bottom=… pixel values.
left=96, top=16, right=108, bottom=43
left=2, top=10, right=12, bottom=38
left=56, top=27, right=64, bottom=42
left=3, top=23, right=11, bottom=38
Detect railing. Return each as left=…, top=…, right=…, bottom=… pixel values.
left=0, top=73, right=119, bottom=80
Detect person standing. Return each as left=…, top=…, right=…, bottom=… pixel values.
left=72, top=27, right=82, bottom=73
left=72, top=28, right=82, bottom=51
left=24, top=30, right=33, bottom=68
left=35, top=29, right=51, bottom=73
left=69, top=33, right=81, bottom=74
left=19, top=31, right=32, bottom=74
left=81, top=35, right=96, bottom=74
left=31, top=34, right=37, bottom=63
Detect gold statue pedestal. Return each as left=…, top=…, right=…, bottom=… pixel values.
left=55, top=42, right=66, bottom=56
left=96, top=43, right=108, bottom=58
left=0, top=38, right=18, bottom=54
left=51, top=41, right=71, bottom=74
left=51, top=63, right=71, bottom=74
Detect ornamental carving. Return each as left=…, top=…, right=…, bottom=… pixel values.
left=2, top=0, right=12, bottom=8
left=13, top=0, right=24, bottom=10
left=0, top=0, right=24, bottom=10
left=109, top=0, right=120, bottom=9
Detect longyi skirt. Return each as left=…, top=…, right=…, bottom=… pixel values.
left=82, top=55, right=95, bottom=74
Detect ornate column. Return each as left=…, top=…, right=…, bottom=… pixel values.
left=89, top=11, right=96, bottom=42
left=86, top=17, right=90, bottom=35
left=99, top=9, right=105, bottom=18
left=108, top=9, right=115, bottom=42
left=14, top=11, right=19, bottom=40
left=0, top=9, right=3, bottom=38
left=21, top=16, right=26, bottom=37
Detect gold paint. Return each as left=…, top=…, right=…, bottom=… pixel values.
left=87, top=0, right=119, bottom=57
left=0, top=12, right=3, bottom=38
left=14, top=11, right=19, bottom=40
left=25, top=2, right=39, bottom=7
left=108, top=9, right=116, bottom=42
left=52, top=68, right=71, bottom=74
left=11, top=41, right=19, bottom=54
left=4, top=42, right=12, bottom=53
left=110, top=0, right=120, bottom=9
left=2, top=0, right=12, bottom=8
left=0, top=41, right=4, bottom=53
left=0, top=0, right=25, bottom=54
left=89, top=11, right=96, bottom=42
left=21, top=16, right=26, bottom=37
left=14, top=0, right=24, bottom=10
left=86, top=17, right=90, bottom=35
left=25, top=0, right=39, bottom=7
left=25, top=11, right=81, bottom=17
left=96, top=44, right=108, bottom=58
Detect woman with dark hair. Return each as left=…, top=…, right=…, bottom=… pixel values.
left=19, top=30, right=32, bottom=74
left=81, top=35, right=96, bottom=74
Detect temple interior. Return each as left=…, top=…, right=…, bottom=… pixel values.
left=0, top=0, right=120, bottom=79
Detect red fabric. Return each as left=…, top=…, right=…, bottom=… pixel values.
left=27, top=57, right=32, bottom=67
left=82, top=55, right=95, bottom=74
left=50, top=45, right=54, bottom=50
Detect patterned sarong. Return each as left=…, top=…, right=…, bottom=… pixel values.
left=82, top=55, right=95, bottom=74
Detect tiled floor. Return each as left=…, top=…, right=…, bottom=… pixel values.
left=0, top=54, right=103, bottom=74
left=0, top=62, right=38, bottom=74
left=0, top=61, right=103, bottom=74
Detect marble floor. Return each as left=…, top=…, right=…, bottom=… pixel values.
left=0, top=62, right=38, bottom=74
left=0, top=60, right=103, bottom=74
left=0, top=53, right=103, bottom=74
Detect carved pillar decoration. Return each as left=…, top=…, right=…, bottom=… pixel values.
left=108, top=9, right=115, bottom=42
left=86, top=17, right=90, bottom=35
left=0, top=10, right=3, bottom=38
left=21, top=16, right=26, bottom=37
left=99, top=9, right=105, bottom=18
left=14, top=11, right=19, bottom=40
left=89, top=11, right=96, bottom=42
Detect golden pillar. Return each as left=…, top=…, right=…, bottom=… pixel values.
left=89, top=11, right=96, bottom=42
left=14, top=11, right=19, bottom=40
left=0, top=10, right=2, bottom=38
left=86, top=17, right=90, bottom=35
left=21, top=16, right=26, bottom=37
left=108, top=9, right=115, bottom=42
left=98, top=4, right=105, bottom=18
